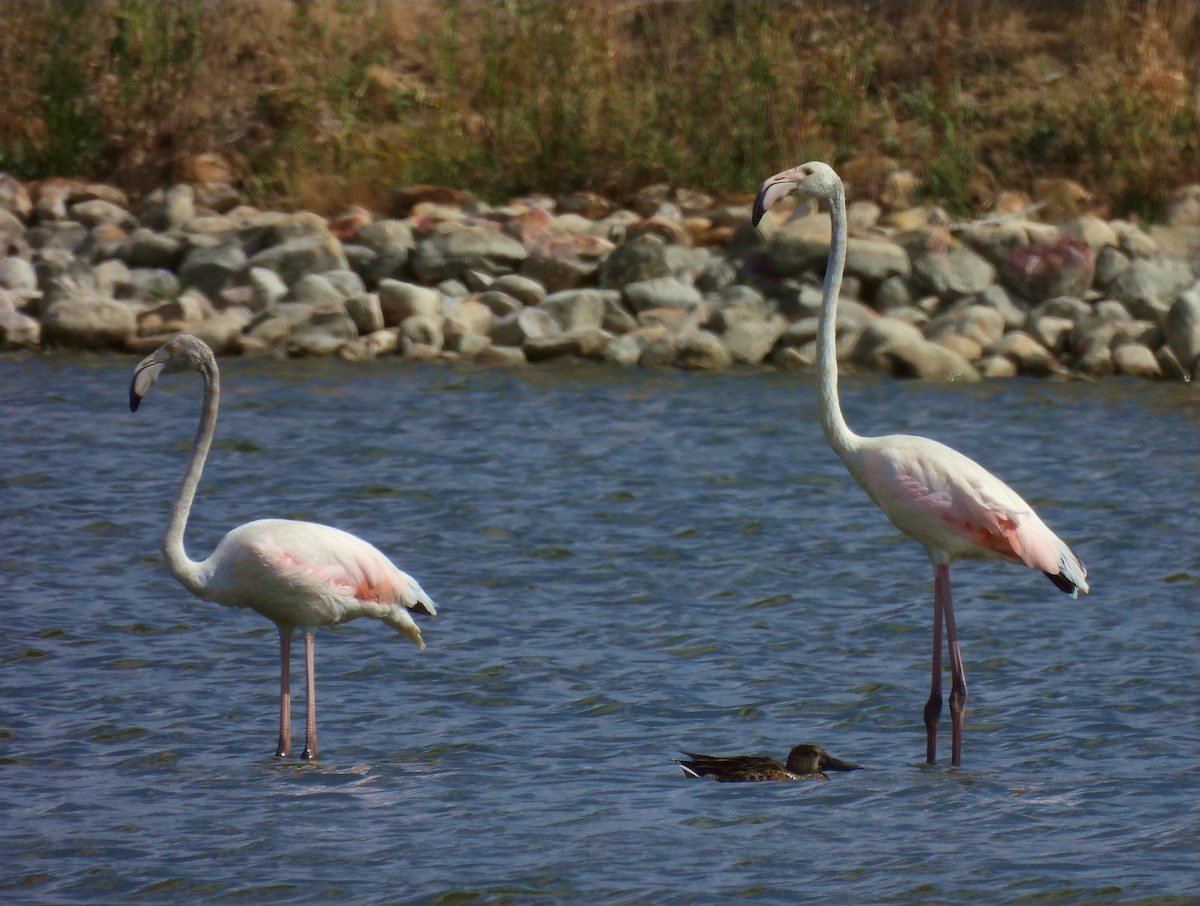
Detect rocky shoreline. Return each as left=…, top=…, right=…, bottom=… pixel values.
left=2, top=172, right=1198, bottom=381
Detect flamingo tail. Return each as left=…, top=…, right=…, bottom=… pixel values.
left=1044, top=541, right=1089, bottom=598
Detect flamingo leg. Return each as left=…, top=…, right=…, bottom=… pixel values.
left=923, top=568, right=945, bottom=764
left=938, top=564, right=968, bottom=767
left=300, top=632, right=318, bottom=760
left=275, top=626, right=292, bottom=758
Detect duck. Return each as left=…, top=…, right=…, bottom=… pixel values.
left=675, top=743, right=862, bottom=782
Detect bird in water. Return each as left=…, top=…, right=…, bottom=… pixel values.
left=676, top=743, right=862, bottom=782
left=129, top=334, right=437, bottom=760
left=752, top=162, right=1089, bottom=767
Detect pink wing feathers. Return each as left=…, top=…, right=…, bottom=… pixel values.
left=857, top=436, right=1088, bottom=595
left=203, top=519, right=437, bottom=644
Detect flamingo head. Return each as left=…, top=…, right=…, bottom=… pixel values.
left=752, top=161, right=843, bottom=227
left=130, top=334, right=215, bottom=412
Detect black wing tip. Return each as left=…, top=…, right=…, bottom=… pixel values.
left=129, top=390, right=142, bottom=412
left=1044, top=570, right=1077, bottom=594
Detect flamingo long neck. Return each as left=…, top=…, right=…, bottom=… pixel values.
left=817, top=182, right=862, bottom=460
left=163, top=360, right=219, bottom=596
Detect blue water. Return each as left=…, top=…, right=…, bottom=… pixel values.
left=1, top=352, right=1196, bottom=904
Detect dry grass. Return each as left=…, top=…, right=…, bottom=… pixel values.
left=0, top=0, right=1195, bottom=218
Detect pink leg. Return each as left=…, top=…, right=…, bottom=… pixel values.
left=938, top=564, right=968, bottom=767
left=300, top=632, right=318, bottom=760
left=275, top=626, right=292, bottom=758
left=923, top=569, right=944, bottom=764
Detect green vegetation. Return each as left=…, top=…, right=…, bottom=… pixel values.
left=0, top=0, right=1195, bottom=217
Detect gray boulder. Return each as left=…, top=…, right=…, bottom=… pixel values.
left=410, top=223, right=527, bottom=283
left=41, top=295, right=136, bottom=349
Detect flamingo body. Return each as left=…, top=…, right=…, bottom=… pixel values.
left=130, top=334, right=435, bottom=759
left=199, top=518, right=435, bottom=646
left=848, top=434, right=1088, bottom=586
left=752, top=161, right=1089, bottom=766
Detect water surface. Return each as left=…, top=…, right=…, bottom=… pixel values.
left=2, top=353, right=1196, bottom=904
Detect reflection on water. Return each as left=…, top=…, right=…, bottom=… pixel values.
left=2, top=352, right=1197, bottom=903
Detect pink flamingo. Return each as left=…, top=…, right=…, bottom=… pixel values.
left=753, top=162, right=1089, bottom=766
left=130, top=335, right=437, bottom=760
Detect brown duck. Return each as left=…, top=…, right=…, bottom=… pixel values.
left=675, top=743, right=862, bottom=782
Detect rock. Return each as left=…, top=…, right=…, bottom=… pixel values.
left=474, top=343, right=526, bottom=366
left=1155, top=345, right=1186, bottom=380
left=0, top=307, right=40, bottom=349
left=443, top=297, right=494, bottom=344
left=676, top=329, right=733, bottom=370
left=289, top=274, right=347, bottom=306
left=874, top=274, right=914, bottom=311
left=409, top=223, right=527, bottom=283
left=398, top=314, right=444, bottom=353
left=1003, top=237, right=1095, bottom=302
left=70, top=199, right=136, bottom=231
left=288, top=304, right=359, bottom=356
left=959, top=221, right=1034, bottom=269
left=0, top=173, right=32, bottom=219
left=491, top=307, right=558, bottom=347
left=345, top=293, right=385, bottom=335
left=1094, top=245, right=1130, bottom=289
left=121, top=228, right=184, bottom=270
left=41, top=295, right=136, bottom=349
left=524, top=332, right=587, bottom=362
left=192, top=308, right=252, bottom=354
left=912, top=242, right=996, bottom=301
left=539, top=288, right=612, bottom=331
left=720, top=317, right=786, bottom=365
left=477, top=290, right=523, bottom=317
left=247, top=233, right=348, bottom=285
left=1111, top=220, right=1158, bottom=258
left=1112, top=342, right=1161, bottom=379
left=932, top=331, right=982, bottom=361
left=1075, top=344, right=1114, bottom=377
left=178, top=241, right=247, bottom=299
left=930, top=304, right=1006, bottom=345
left=976, top=354, right=1018, bottom=378
left=1060, top=215, right=1118, bottom=253
left=1031, top=295, right=1090, bottom=322
left=492, top=273, right=546, bottom=307
left=1108, top=258, right=1196, bottom=323
left=1164, top=286, right=1200, bottom=379
left=141, top=290, right=213, bottom=329
left=248, top=266, right=289, bottom=311
left=598, top=233, right=671, bottom=288
left=600, top=332, right=648, bottom=367
left=850, top=315, right=926, bottom=369
left=881, top=340, right=981, bottom=381
left=622, top=276, right=702, bottom=314
left=520, top=234, right=613, bottom=292
left=140, top=184, right=195, bottom=232
left=986, top=331, right=1057, bottom=376
left=1027, top=315, right=1075, bottom=353
left=377, top=279, right=442, bottom=325
left=0, top=256, right=37, bottom=293
left=846, top=236, right=911, bottom=284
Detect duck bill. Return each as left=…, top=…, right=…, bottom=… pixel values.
left=129, top=355, right=167, bottom=412
left=751, top=174, right=798, bottom=227
left=822, top=754, right=863, bottom=772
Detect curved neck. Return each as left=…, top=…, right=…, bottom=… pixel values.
left=164, top=360, right=219, bottom=595
left=817, top=183, right=860, bottom=457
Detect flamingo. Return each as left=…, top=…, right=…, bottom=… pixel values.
left=752, top=162, right=1089, bottom=767
left=129, top=334, right=437, bottom=760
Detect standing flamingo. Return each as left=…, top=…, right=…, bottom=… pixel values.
left=752, top=162, right=1089, bottom=767
left=129, top=334, right=437, bottom=760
